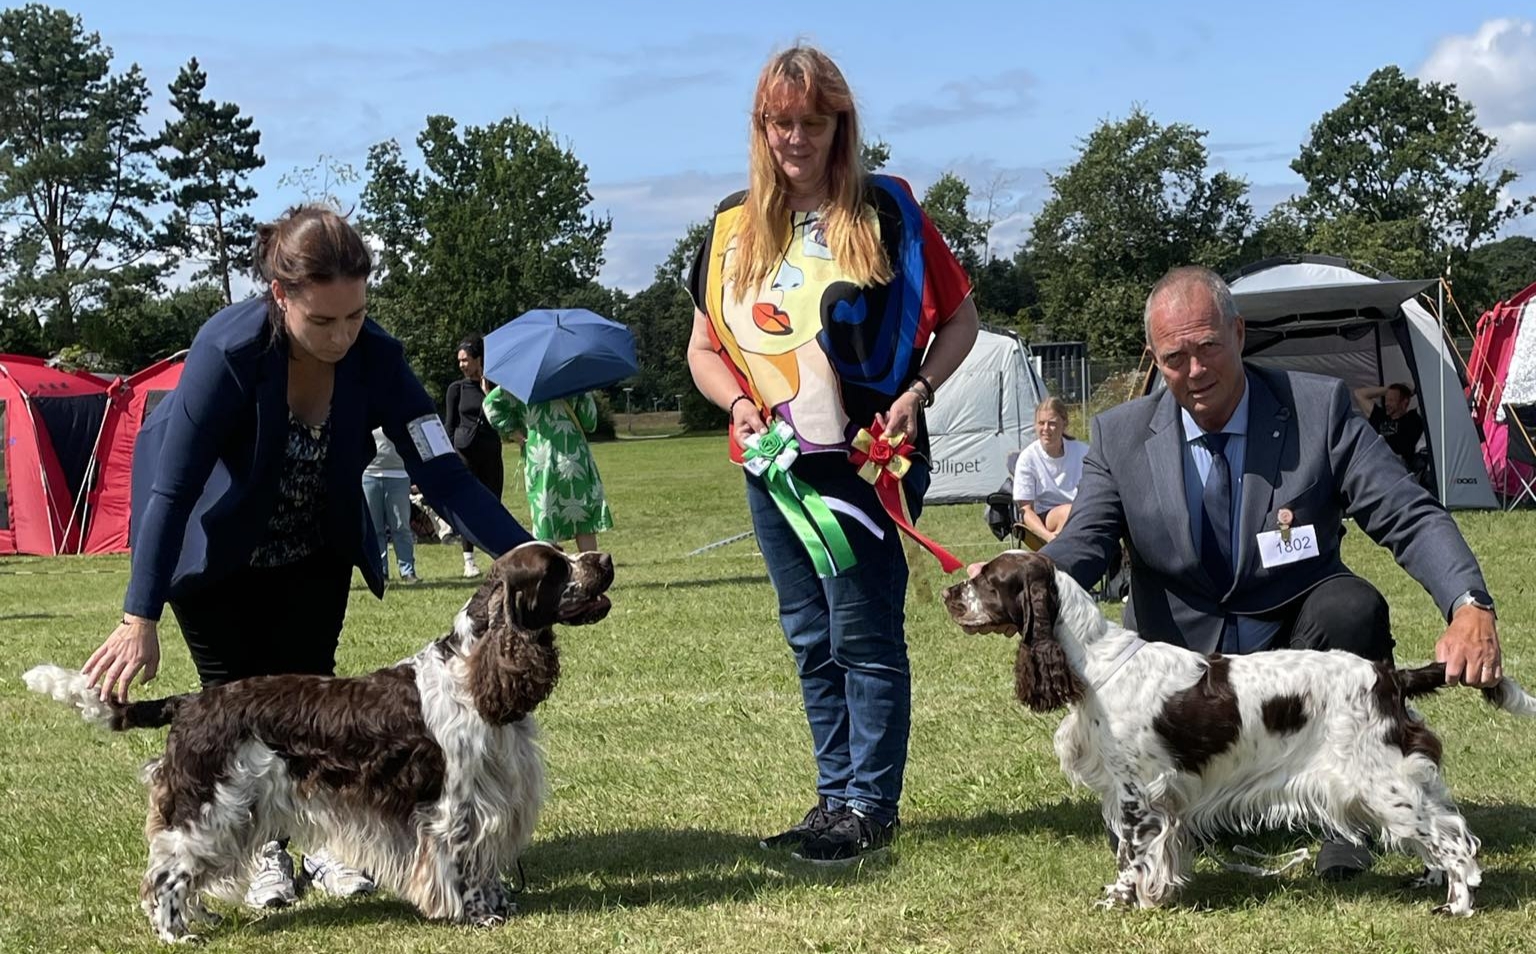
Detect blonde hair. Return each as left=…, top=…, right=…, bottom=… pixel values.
left=1035, top=397, right=1075, bottom=440
left=727, top=45, right=891, bottom=300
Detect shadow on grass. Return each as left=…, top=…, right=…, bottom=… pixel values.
left=911, top=797, right=1106, bottom=843
left=524, top=825, right=889, bottom=912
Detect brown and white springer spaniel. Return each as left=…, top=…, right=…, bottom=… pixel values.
left=25, top=541, right=612, bottom=943
left=943, top=550, right=1536, bottom=917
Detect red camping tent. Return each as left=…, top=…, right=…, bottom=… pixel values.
left=80, top=350, right=188, bottom=554
left=1467, top=281, right=1536, bottom=498
left=0, top=355, right=112, bottom=555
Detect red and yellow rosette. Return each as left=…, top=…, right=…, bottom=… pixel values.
left=849, top=421, right=964, bottom=573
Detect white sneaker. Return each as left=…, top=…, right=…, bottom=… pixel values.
left=244, top=840, right=299, bottom=909
left=303, top=850, right=376, bottom=898
left=463, top=559, right=481, bottom=578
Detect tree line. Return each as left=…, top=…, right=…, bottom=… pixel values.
left=2, top=5, right=1533, bottom=420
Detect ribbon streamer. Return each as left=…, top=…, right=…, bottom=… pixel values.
left=849, top=420, right=964, bottom=573
left=744, top=422, right=857, bottom=578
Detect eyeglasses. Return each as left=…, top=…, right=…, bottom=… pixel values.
left=764, top=113, right=834, bottom=139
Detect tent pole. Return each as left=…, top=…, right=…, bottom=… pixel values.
left=1438, top=281, right=1448, bottom=505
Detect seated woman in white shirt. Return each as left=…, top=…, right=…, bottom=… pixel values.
left=1012, top=397, right=1089, bottom=546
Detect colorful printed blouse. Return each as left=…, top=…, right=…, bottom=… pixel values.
left=687, top=174, right=971, bottom=464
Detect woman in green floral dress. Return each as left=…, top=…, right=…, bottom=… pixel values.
left=483, top=387, right=613, bottom=551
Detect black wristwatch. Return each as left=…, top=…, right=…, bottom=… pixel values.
left=1448, top=589, right=1496, bottom=621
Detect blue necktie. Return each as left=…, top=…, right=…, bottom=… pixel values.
left=1200, top=432, right=1237, bottom=652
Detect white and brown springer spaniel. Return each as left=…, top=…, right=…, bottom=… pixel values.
left=24, top=541, right=613, bottom=943
left=944, top=550, right=1536, bottom=917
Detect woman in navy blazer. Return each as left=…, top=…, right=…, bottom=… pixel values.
left=83, top=205, right=532, bottom=701
left=80, top=204, right=534, bottom=906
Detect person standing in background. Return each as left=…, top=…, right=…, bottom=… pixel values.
left=445, top=333, right=504, bottom=578
left=363, top=426, right=418, bottom=584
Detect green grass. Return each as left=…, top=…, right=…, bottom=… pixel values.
left=3, top=434, right=1536, bottom=953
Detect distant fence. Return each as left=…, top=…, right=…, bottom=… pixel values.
left=1031, top=341, right=1146, bottom=427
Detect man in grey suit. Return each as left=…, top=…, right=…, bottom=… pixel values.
left=1040, top=266, right=1502, bottom=878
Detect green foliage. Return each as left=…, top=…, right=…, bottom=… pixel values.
left=0, top=307, right=46, bottom=356
left=923, top=173, right=986, bottom=272
left=1292, top=66, right=1534, bottom=280
left=78, top=282, right=226, bottom=372
left=972, top=249, right=1040, bottom=333
left=360, top=115, right=612, bottom=401
left=156, top=57, right=264, bottom=305
left=0, top=4, right=162, bottom=346
left=859, top=138, right=890, bottom=173
left=1463, top=236, right=1536, bottom=316
left=1030, top=107, right=1252, bottom=356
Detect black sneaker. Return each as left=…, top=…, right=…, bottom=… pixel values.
left=1316, top=838, right=1373, bottom=882
left=759, top=798, right=841, bottom=851
left=792, top=809, right=898, bottom=865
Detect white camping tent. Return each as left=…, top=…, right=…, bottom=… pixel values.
left=1219, top=256, right=1496, bottom=510
left=925, top=327, right=1048, bottom=503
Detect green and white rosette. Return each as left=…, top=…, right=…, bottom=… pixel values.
left=743, top=421, right=856, bottom=578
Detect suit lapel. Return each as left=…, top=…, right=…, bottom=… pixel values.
left=252, top=343, right=289, bottom=479
left=1146, top=392, right=1204, bottom=581
left=1236, top=370, right=1288, bottom=578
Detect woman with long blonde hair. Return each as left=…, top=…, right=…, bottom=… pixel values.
left=686, top=45, right=978, bottom=864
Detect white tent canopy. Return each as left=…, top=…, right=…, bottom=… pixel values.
left=1221, top=256, right=1496, bottom=510
left=925, top=327, right=1047, bottom=503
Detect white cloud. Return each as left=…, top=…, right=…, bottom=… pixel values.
left=589, top=169, right=744, bottom=292
left=1419, top=18, right=1536, bottom=162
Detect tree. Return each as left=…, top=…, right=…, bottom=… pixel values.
left=1029, top=108, right=1252, bottom=356
left=1463, top=236, right=1536, bottom=317
left=0, top=5, right=161, bottom=348
left=922, top=172, right=986, bottom=272
left=360, top=115, right=612, bottom=398
left=1292, top=66, right=1534, bottom=282
left=278, top=153, right=359, bottom=211
left=860, top=139, right=890, bottom=174
left=156, top=57, right=264, bottom=305
left=80, top=282, right=224, bottom=372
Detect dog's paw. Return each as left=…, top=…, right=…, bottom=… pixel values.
left=1095, top=883, right=1137, bottom=910
left=1431, top=902, right=1476, bottom=918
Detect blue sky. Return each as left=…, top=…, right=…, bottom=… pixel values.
left=71, top=1, right=1536, bottom=291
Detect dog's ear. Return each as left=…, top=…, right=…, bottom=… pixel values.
left=504, top=550, right=569, bottom=631
left=1009, top=556, right=1084, bottom=711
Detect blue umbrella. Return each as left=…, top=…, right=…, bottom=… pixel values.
left=482, top=309, right=639, bottom=404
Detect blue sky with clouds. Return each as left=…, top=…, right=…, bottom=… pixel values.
left=70, top=1, right=1536, bottom=291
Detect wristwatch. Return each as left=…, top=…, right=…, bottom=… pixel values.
left=1448, top=589, right=1496, bottom=621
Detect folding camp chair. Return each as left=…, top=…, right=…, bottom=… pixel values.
left=1503, top=404, right=1536, bottom=510
left=983, top=450, right=1048, bottom=550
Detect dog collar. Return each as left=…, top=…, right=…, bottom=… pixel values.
left=1091, top=637, right=1148, bottom=692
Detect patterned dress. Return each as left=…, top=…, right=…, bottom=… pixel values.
left=484, top=388, right=613, bottom=541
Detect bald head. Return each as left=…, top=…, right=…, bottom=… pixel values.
left=1143, top=266, right=1240, bottom=346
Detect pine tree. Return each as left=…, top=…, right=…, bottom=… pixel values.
left=156, top=57, right=264, bottom=305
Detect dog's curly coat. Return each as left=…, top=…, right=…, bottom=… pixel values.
left=944, top=550, right=1536, bottom=917
left=25, top=541, right=613, bottom=943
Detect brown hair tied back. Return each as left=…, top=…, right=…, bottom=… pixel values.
left=253, top=204, right=373, bottom=341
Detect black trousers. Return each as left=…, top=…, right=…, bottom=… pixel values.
left=169, top=548, right=354, bottom=689
left=457, top=443, right=504, bottom=554
left=1265, top=573, right=1395, bottom=662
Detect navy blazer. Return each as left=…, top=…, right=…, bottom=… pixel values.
left=1042, top=365, right=1486, bottom=654
left=124, top=299, right=532, bottom=620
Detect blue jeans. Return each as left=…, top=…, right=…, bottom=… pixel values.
left=362, top=474, right=415, bottom=578
left=745, top=457, right=930, bottom=824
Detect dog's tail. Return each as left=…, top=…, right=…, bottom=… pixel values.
left=1392, top=662, right=1536, bottom=717
left=22, top=664, right=188, bottom=731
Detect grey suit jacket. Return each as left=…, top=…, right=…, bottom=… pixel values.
left=1041, top=365, right=1485, bottom=654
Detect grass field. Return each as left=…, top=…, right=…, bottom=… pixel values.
left=3, top=433, right=1535, bottom=953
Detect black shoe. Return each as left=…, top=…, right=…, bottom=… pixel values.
left=1316, top=838, right=1373, bottom=882
left=792, top=810, right=898, bottom=865
left=759, top=798, right=841, bottom=851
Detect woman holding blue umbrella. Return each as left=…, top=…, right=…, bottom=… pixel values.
left=483, top=387, right=613, bottom=552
